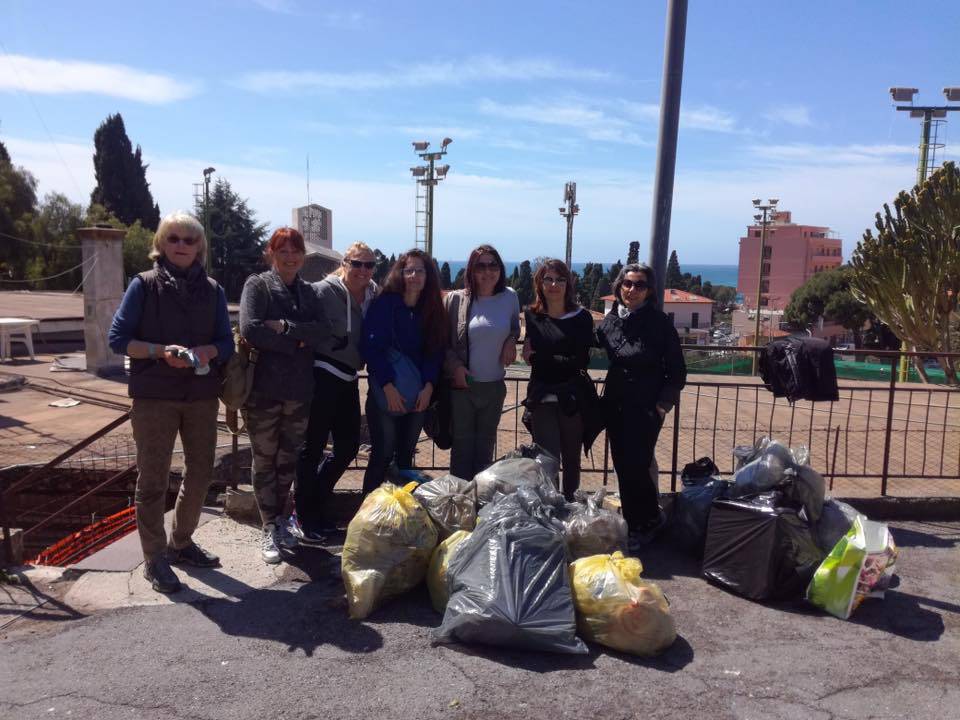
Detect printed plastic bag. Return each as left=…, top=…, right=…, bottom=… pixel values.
left=426, top=530, right=471, bottom=613
left=434, top=492, right=588, bottom=654
left=341, top=481, right=439, bottom=619
left=813, top=498, right=861, bottom=554
left=413, top=475, right=477, bottom=539
left=806, top=516, right=898, bottom=620
left=570, top=551, right=677, bottom=657
left=562, top=488, right=629, bottom=559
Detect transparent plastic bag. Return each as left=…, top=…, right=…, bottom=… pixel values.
left=413, top=474, right=477, bottom=539
left=473, top=458, right=551, bottom=505
left=570, top=551, right=677, bottom=657
left=814, top=498, right=862, bottom=554
left=341, top=481, right=439, bottom=619
left=729, top=438, right=824, bottom=523
left=501, top=443, right=561, bottom=486
left=427, top=530, right=471, bottom=613
left=562, top=488, right=629, bottom=560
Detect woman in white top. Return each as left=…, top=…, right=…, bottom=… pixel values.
left=443, top=245, right=520, bottom=479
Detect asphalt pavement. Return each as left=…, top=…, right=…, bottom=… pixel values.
left=1, top=519, right=958, bottom=720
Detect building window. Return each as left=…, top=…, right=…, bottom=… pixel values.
left=754, top=230, right=760, bottom=238
left=760, top=280, right=769, bottom=293
left=759, top=297, right=769, bottom=307
left=761, top=263, right=771, bottom=276
left=762, top=246, right=772, bottom=259
left=691, top=312, right=699, bottom=329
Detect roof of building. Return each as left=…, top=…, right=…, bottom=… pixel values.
left=601, top=289, right=713, bottom=305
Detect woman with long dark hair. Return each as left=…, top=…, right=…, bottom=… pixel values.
left=596, top=263, right=685, bottom=546
left=360, top=249, right=446, bottom=493
left=522, top=259, right=601, bottom=500
left=443, top=244, right=520, bottom=479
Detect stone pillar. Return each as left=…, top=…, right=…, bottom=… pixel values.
left=77, top=226, right=126, bottom=376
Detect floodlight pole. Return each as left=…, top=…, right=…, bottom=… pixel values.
left=647, top=0, right=688, bottom=311
left=202, top=167, right=215, bottom=275
left=412, top=141, right=451, bottom=258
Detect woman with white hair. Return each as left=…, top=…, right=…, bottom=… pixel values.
left=109, top=211, right=234, bottom=594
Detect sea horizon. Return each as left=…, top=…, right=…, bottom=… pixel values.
left=439, top=261, right=739, bottom=288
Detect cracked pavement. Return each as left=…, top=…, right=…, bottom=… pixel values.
left=1, top=519, right=958, bottom=720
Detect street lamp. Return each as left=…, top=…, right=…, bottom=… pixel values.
left=202, top=167, right=215, bottom=274
left=750, top=198, right=778, bottom=374
left=410, top=137, right=453, bottom=257
left=888, top=85, right=960, bottom=379
left=558, top=181, right=580, bottom=268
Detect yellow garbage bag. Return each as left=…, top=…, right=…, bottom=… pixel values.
left=341, top=481, right=439, bottom=619
left=570, top=551, right=676, bottom=656
left=427, top=530, right=471, bottom=613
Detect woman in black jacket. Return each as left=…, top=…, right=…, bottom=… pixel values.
left=522, top=259, right=601, bottom=500
left=596, top=263, right=686, bottom=545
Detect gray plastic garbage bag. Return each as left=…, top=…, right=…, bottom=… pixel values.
left=474, top=457, right=550, bottom=505
left=813, top=498, right=861, bottom=554
left=562, top=488, right=629, bottom=559
left=729, top=438, right=824, bottom=524
left=785, top=464, right=826, bottom=525
left=503, top=443, right=561, bottom=486
left=413, top=474, right=477, bottom=539
left=433, top=493, right=588, bottom=654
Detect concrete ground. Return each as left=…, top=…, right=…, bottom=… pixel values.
left=1, top=516, right=957, bottom=720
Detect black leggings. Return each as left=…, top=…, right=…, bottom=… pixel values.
left=295, top=368, right=360, bottom=533
left=606, top=406, right=663, bottom=530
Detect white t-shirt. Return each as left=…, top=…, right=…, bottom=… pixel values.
left=467, top=288, right=520, bottom=382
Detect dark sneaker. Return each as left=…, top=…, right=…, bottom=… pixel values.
left=628, top=510, right=667, bottom=549
left=297, top=529, right=327, bottom=548
left=167, top=541, right=220, bottom=568
left=144, top=557, right=181, bottom=594
left=261, top=524, right=281, bottom=565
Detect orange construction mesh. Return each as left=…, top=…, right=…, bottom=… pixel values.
left=31, top=506, right=137, bottom=567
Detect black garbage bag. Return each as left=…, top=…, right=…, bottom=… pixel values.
left=433, top=491, right=588, bottom=654
left=813, top=498, right=861, bottom=554
left=681, top=457, right=720, bottom=485
left=702, top=494, right=825, bottom=601
left=673, top=478, right=732, bottom=555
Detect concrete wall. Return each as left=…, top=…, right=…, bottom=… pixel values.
left=79, top=227, right=126, bottom=375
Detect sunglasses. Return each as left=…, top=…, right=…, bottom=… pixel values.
left=166, top=234, right=199, bottom=246
left=542, top=276, right=567, bottom=286
left=403, top=267, right=426, bottom=277
left=346, top=259, right=376, bottom=269
left=621, top=279, right=649, bottom=291
left=475, top=261, right=500, bottom=272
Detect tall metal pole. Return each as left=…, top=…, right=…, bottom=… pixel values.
left=565, top=213, right=574, bottom=269
left=917, top=109, right=933, bottom=186
left=751, top=207, right=770, bottom=375
left=647, top=0, right=688, bottom=311
left=203, top=173, right=212, bottom=275
left=426, top=155, right=436, bottom=258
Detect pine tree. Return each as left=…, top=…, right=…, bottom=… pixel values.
left=453, top=268, right=466, bottom=289
left=608, top=259, right=623, bottom=283
left=205, top=178, right=267, bottom=301
left=0, top=147, right=39, bottom=283
left=665, top=250, right=683, bottom=289
left=515, top=260, right=534, bottom=307
left=440, top=261, right=452, bottom=289
left=627, top=241, right=640, bottom=265
left=90, top=113, right=160, bottom=229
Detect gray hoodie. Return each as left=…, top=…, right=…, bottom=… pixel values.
left=312, top=274, right=378, bottom=379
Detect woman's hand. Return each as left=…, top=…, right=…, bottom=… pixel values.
left=264, top=319, right=285, bottom=334
left=415, top=382, right=434, bottom=412
left=522, top=338, right=534, bottom=364
left=383, top=383, right=407, bottom=414
left=452, top=365, right=470, bottom=389
left=162, top=345, right=192, bottom=368
left=191, top=345, right=218, bottom=366
left=500, top=338, right=517, bottom=367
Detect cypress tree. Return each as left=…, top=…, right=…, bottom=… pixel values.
left=627, top=241, right=640, bottom=265
left=90, top=113, right=160, bottom=229
left=665, top=250, right=684, bottom=289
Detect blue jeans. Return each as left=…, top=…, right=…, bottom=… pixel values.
left=363, top=395, right=425, bottom=495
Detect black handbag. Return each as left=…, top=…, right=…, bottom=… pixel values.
left=423, top=377, right=454, bottom=450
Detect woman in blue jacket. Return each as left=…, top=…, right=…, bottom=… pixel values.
left=361, top=249, right=446, bottom=494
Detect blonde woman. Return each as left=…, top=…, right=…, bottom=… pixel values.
left=108, top=211, right=234, bottom=594
left=294, top=242, right=379, bottom=545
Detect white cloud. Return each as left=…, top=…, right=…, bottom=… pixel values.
left=748, top=143, right=916, bottom=164
left=251, top=0, right=296, bottom=13
left=478, top=98, right=648, bottom=146
left=236, top=56, right=613, bottom=93
left=621, top=100, right=740, bottom=133
left=0, top=54, right=199, bottom=104
left=764, top=104, right=814, bottom=127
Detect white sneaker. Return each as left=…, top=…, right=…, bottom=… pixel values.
left=261, top=524, right=281, bottom=564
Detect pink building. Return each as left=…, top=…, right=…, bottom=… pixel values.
left=737, top=210, right=842, bottom=311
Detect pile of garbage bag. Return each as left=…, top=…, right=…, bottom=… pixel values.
left=473, top=444, right=561, bottom=505
left=729, top=437, right=825, bottom=524
left=413, top=474, right=477, bottom=539
left=570, top=551, right=676, bottom=657
left=341, top=481, right=438, bottom=619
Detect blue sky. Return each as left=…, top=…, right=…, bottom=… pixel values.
left=2, top=0, right=959, bottom=264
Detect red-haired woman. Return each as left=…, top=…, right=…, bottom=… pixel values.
left=360, top=249, right=447, bottom=493
left=443, top=245, right=520, bottom=479
left=522, top=259, right=602, bottom=500
left=239, top=228, right=325, bottom=563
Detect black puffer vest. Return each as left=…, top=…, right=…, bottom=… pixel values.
left=128, top=263, right=221, bottom=401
